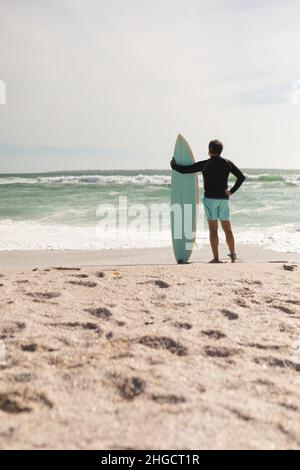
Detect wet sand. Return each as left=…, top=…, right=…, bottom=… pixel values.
left=0, top=244, right=299, bottom=268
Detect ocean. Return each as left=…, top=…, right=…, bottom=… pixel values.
left=0, top=169, right=299, bottom=252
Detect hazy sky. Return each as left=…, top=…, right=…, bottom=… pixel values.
left=0, top=0, right=300, bottom=172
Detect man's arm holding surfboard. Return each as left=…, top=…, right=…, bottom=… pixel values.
left=170, top=156, right=246, bottom=196
left=170, top=158, right=207, bottom=174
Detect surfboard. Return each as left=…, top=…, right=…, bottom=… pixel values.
left=170, top=134, right=199, bottom=264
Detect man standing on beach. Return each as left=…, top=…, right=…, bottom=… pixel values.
left=170, top=140, right=245, bottom=263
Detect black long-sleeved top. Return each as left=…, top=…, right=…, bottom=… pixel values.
left=172, top=156, right=246, bottom=199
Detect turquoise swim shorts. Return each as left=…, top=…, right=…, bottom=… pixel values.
left=203, top=197, right=230, bottom=221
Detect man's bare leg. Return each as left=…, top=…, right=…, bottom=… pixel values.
left=207, top=220, right=220, bottom=262
left=221, top=220, right=236, bottom=262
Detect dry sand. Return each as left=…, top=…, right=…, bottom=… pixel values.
left=0, top=247, right=300, bottom=449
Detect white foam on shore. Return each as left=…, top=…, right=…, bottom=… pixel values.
left=233, top=227, right=300, bottom=253
left=0, top=174, right=171, bottom=186
left=0, top=221, right=171, bottom=251
left=0, top=221, right=299, bottom=253
left=0, top=173, right=299, bottom=186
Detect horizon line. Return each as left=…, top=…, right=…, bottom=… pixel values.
left=0, top=167, right=299, bottom=175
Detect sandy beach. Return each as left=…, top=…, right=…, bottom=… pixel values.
left=2, top=0, right=300, bottom=455
left=0, top=245, right=299, bottom=450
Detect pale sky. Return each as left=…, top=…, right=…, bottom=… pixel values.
left=0, top=0, right=300, bottom=172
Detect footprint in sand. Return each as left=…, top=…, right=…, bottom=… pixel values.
left=273, top=305, right=296, bottom=315
left=84, top=307, right=112, bottom=320
left=115, top=376, right=146, bottom=400
left=69, top=280, right=97, bottom=288
left=138, top=335, right=188, bottom=356
left=152, top=394, right=186, bottom=405
left=254, top=356, right=300, bottom=372
left=235, top=298, right=248, bottom=308
left=0, top=393, right=31, bottom=414
left=173, top=322, right=193, bottom=330
left=227, top=407, right=253, bottom=422
left=221, top=309, right=239, bottom=320
left=154, top=280, right=170, bottom=288
left=203, top=345, right=238, bottom=358
left=283, top=264, right=297, bottom=271
left=234, top=287, right=254, bottom=297
left=201, top=330, right=226, bottom=340
left=241, top=342, right=282, bottom=351
left=0, top=390, right=53, bottom=414
left=238, top=279, right=262, bottom=286
left=253, top=378, right=275, bottom=388
left=278, top=402, right=299, bottom=412
left=1, top=321, right=26, bottom=340
left=21, top=343, right=38, bottom=352
left=14, top=373, right=36, bottom=383
left=96, top=271, right=105, bottom=278
left=286, top=300, right=300, bottom=306
left=26, top=292, right=61, bottom=301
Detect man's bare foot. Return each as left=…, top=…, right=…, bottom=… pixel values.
left=228, top=253, right=237, bottom=263
left=208, top=259, right=223, bottom=263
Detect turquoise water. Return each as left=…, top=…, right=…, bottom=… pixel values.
left=0, top=169, right=299, bottom=251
